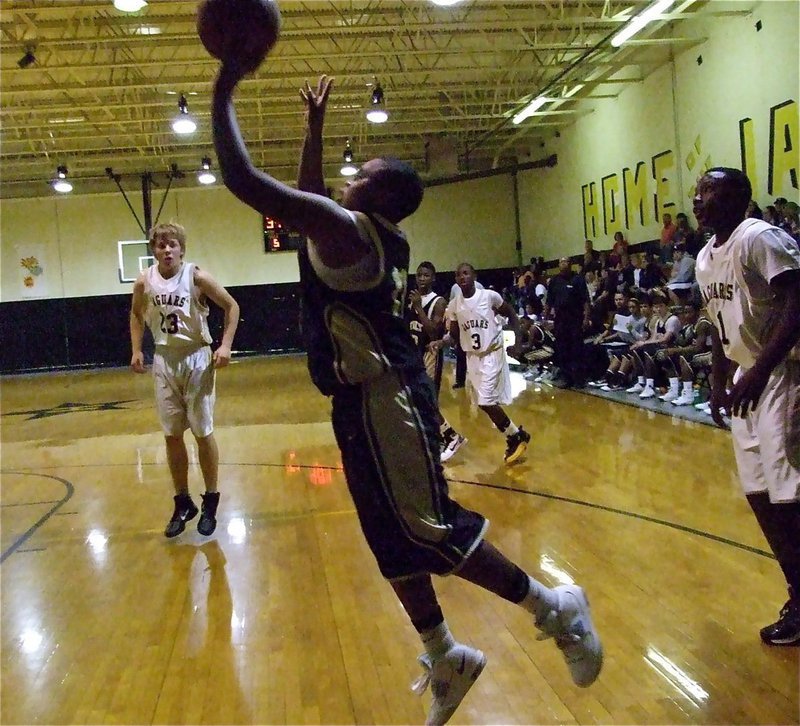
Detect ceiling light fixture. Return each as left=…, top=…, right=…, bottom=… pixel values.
left=366, top=81, right=388, bottom=124
left=113, top=0, right=148, bottom=12
left=611, top=0, right=675, bottom=47
left=172, top=94, right=197, bottom=135
left=52, top=165, right=73, bottom=194
left=340, top=139, right=357, bottom=176
left=198, top=157, right=216, bottom=185
left=17, top=48, right=36, bottom=69
left=512, top=96, right=549, bottom=125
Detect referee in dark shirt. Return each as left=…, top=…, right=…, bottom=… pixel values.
left=545, top=257, right=591, bottom=387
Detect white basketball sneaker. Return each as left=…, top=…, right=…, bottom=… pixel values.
left=440, top=433, right=467, bottom=463
left=639, top=385, right=656, bottom=399
left=411, top=644, right=486, bottom=725
left=626, top=381, right=644, bottom=394
left=672, top=390, right=695, bottom=406
left=659, top=386, right=680, bottom=402
left=535, top=585, right=603, bottom=688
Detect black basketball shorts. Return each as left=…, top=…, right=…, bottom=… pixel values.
left=331, top=368, right=487, bottom=581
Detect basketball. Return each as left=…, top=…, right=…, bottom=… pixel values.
left=197, top=0, right=281, bottom=74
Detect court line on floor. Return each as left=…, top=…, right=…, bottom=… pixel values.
left=0, top=471, right=75, bottom=565
left=454, top=477, right=773, bottom=559
left=1, top=463, right=771, bottom=561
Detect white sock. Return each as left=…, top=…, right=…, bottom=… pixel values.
left=519, top=576, right=559, bottom=622
left=638, top=376, right=646, bottom=384
left=645, top=378, right=654, bottom=389
left=420, top=621, right=456, bottom=659
left=682, top=381, right=694, bottom=396
left=502, top=421, right=519, bottom=437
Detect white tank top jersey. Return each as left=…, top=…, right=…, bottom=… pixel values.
left=144, top=262, right=212, bottom=349
left=447, top=288, right=505, bottom=355
left=695, top=218, right=800, bottom=369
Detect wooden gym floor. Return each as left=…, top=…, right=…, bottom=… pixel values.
left=1, top=355, right=798, bottom=725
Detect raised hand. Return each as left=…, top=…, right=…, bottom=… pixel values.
left=300, top=75, right=334, bottom=129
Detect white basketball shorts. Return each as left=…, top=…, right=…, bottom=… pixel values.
left=152, top=345, right=215, bottom=438
left=466, top=346, right=512, bottom=407
left=730, top=361, right=800, bottom=503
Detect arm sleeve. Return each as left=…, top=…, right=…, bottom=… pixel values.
left=487, top=289, right=504, bottom=309
left=744, top=226, right=800, bottom=284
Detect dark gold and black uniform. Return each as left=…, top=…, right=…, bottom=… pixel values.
left=406, top=291, right=446, bottom=393
left=298, top=212, right=486, bottom=581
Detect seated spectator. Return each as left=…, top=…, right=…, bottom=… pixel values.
left=584, top=270, right=600, bottom=301
left=747, top=200, right=763, bottom=219
left=592, top=292, right=631, bottom=343
left=523, top=299, right=541, bottom=320
left=612, top=230, right=629, bottom=258
left=517, top=265, right=533, bottom=290
left=639, top=251, right=666, bottom=293
left=521, top=321, right=557, bottom=379
left=587, top=267, right=619, bottom=335
left=666, top=243, right=696, bottom=304
left=616, top=253, right=632, bottom=292
left=621, top=292, right=680, bottom=398
left=580, top=239, right=601, bottom=275
left=764, top=205, right=780, bottom=226
left=623, top=252, right=643, bottom=291
left=531, top=270, right=548, bottom=306
left=530, top=256, right=546, bottom=276
left=781, top=202, right=800, bottom=244
left=652, top=302, right=713, bottom=404
left=674, top=212, right=702, bottom=255
left=657, top=212, right=677, bottom=264
left=592, top=296, right=648, bottom=389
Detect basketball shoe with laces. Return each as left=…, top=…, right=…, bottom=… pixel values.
left=197, top=491, right=220, bottom=536
left=164, top=493, right=199, bottom=538
left=440, top=433, right=467, bottom=463
left=760, top=591, right=800, bottom=646
left=535, top=584, right=603, bottom=686
left=411, top=644, right=486, bottom=725
left=504, top=427, right=531, bottom=464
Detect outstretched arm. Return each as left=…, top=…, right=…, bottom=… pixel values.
left=212, top=65, right=365, bottom=266
left=297, top=75, right=332, bottom=196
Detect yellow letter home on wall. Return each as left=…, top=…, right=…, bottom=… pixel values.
left=769, top=99, right=799, bottom=195
left=623, top=161, right=648, bottom=231
left=601, top=173, right=622, bottom=238
left=651, top=150, right=676, bottom=220
left=582, top=181, right=600, bottom=239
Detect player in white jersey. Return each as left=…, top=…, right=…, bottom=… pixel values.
left=694, top=167, right=800, bottom=646
left=436, top=262, right=531, bottom=464
left=406, top=262, right=467, bottom=462
left=130, top=222, right=240, bottom=539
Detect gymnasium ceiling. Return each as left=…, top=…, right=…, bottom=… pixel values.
left=1, top=0, right=752, bottom=200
